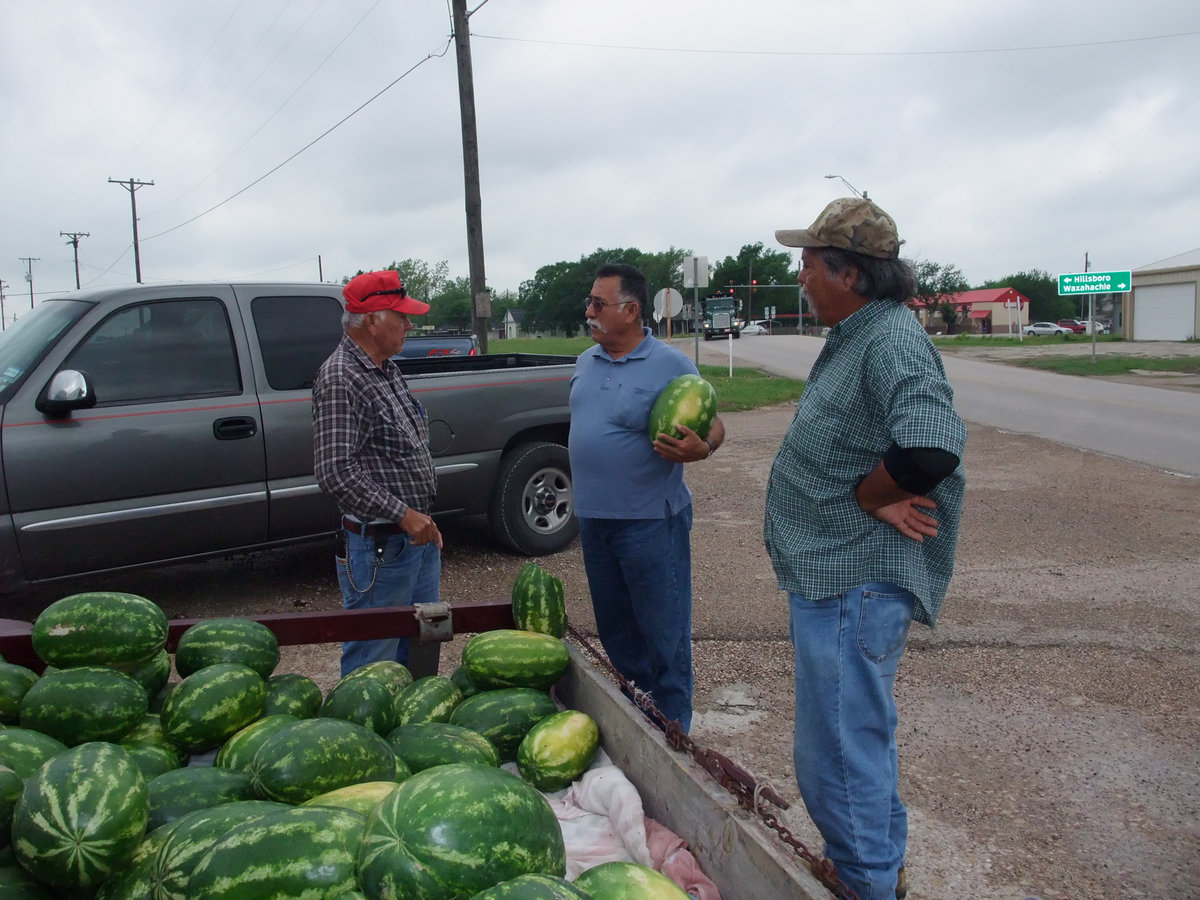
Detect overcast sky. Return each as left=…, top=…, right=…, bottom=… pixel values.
left=3, top=0, right=1198, bottom=313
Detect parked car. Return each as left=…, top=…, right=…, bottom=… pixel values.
left=740, top=322, right=768, bottom=335
left=1025, top=322, right=1072, bottom=336
left=1056, top=318, right=1086, bottom=333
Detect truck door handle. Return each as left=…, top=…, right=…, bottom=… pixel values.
left=213, top=416, right=259, bottom=440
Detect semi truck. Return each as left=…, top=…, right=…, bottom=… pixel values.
left=701, top=294, right=741, bottom=341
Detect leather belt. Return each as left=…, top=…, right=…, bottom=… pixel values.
left=342, top=516, right=402, bottom=538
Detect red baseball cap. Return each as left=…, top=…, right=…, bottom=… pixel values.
left=342, top=270, right=430, bottom=315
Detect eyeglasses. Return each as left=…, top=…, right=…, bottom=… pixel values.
left=584, top=295, right=626, bottom=311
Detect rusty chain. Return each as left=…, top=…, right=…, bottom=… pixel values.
left=567, top=626, right=861, bottom=900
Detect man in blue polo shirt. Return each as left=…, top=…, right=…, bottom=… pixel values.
left=766, top=198, right=966, bottom=900
left=569, top=262, right=725, bottom=733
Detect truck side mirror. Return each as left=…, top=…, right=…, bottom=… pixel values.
left=37, top=369, right=98, bottom=417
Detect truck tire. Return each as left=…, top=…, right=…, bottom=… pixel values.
left=488, top=442, right=578, bottom=555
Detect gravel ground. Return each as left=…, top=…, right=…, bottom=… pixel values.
left=9, top=345, right=1198, bottom=899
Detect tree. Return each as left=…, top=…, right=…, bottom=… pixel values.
left=428, top=276, right=473, bottom=330
left=709, top=243, right=797, bottom=319
left=912, top=260, right=970, bottom=332
left=976, top=269, right=1065, bottom=322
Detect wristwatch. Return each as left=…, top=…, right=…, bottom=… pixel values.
left=704, top=438, right=716, bottom=458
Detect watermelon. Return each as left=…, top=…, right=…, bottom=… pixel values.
left=357, top=763, right=566, bottom=899
left=448, top=687, right=560, bottom=762
left=160, top=662, right=266, bottom=752
left=0, top=727, right=68, bottom=778
left=512, top=563, right=568, bottom=638
left=247, top=717, right=398, bottom=805
left=0, top=764, right=22, bottom=849
left=341, top=659, right=413, bottom=693
left=301, top=780, right=401, bottom=817
left=117, top=648, right=172, bottom=697
left=150, top=799, right=289, bottom=900
left=573, top=861, right=691, bottom=898
left=386, top=721, right=501, bottom=772
left=187, top=805, right=366, bottom=900
left=264, top=672, right=324, bottom=717
left=320, top=673, right=397, bottom=735
left=462, top=629, right=570, bottom=691
left=0, top=866, right=53, bottom=899
left=11, top=742, right=148, bottom=890
left=174, top=617, right=280, bottom=680
left=19, top=664, right=148, bottom=745
left=214, top=713, right=299, bottom=771
left=647, top=373, right=718, bottom=442
left=30, top=591, right=168, bottom=668
left=451, top=665, right=482, bottom=699
left=472, top=873, right=596, bottom=899
left=0, top=663, right=39, bottom=724
left=122, top=741, right=180, bottom=780
left=517, top=709, right=601, bottom=791
left=393, top=674, right=462, bottom=726
left=146, top=766, right=254, bottom=831
left=93, top=822, right=173, bottom=900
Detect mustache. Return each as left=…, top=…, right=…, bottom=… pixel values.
left=586, top=317, right=607, bottom=333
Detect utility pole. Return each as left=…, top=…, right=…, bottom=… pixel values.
left=0, top=280, right=8, bottom=330
left=108, top=177, right=154, bottom=283
left=451, top=0, right=490, bottom=352
left=60, top=231, right=90, bottom=289
left=19, top=257, right=39, bottom=311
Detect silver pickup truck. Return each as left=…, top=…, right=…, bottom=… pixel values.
left=0, top=282, right=576, bottom=596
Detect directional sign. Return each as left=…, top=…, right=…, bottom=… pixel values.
left=1057, top=270, right=1132, bottom=295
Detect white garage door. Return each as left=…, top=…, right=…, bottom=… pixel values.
left=1133, top=283, right=1196, bottom=341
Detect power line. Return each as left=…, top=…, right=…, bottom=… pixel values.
left=472, top=28, right=1200, bottom=58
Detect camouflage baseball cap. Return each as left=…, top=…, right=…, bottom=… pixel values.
left=775, top=197, right=902, bottom=259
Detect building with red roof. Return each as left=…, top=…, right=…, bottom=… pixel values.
left=909, top=287, right=1031, bottom=335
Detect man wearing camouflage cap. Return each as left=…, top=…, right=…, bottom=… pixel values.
left=764, top=198, right=966, bottom=900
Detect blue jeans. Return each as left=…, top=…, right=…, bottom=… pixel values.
left=579, top=506, right=694, bottom=732
left=789, top=582, right=915, bottom=900
left=336, top=529, right=441, bottom=678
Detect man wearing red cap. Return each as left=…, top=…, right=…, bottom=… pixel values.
left=313, top=269, right=443, bottom=676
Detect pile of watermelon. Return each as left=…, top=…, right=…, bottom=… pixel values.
left=0, top=564, right=692, bottom=899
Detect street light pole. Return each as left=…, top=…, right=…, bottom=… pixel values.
left=824, top=174, right=868, bottom=199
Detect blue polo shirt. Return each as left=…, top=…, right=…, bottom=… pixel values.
left=569, top=329, right=697, bottom=519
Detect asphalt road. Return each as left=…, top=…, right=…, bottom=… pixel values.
left=686, top=334, right=1200, bottom=476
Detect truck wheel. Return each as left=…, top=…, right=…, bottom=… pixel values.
left=488, top=442, right=577, bottom=555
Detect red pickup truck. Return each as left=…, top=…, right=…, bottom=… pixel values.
left=1056, top=318, right=1086, bottom=333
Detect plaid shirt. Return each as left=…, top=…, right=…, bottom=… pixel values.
left=764, top=299, right=966, bottom=626
left=312, top=334, right=435, bottom=522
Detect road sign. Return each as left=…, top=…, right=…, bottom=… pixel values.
left=682, top=256, right=709, bottom=289
left=652, top=287, right=683, bottom=321
left=1057, top=270, right=1132, bottom=295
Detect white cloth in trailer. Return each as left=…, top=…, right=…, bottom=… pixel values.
left=1133, top=282, right=1197, bottom=340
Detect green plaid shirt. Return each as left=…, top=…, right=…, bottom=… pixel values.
left=764, top=299, right=966, bottom=627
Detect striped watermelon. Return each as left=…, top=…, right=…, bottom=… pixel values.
left=448, top=687, right=560, bottom=762
left=160, top=662, right=266, bottom=752
left=647, top=373, right=718, bottom=442
left=392, top=674, right=462, bottom=726
left=301, top=780, right=401, bottom=817
left=450, top=665, right=481, bottom=699
left=19, top=665, right=148, bottom=746
left=386, top=721, right=500, bottom=772
left=341, top=659, right=413, bottom=693
left=0, top=864, right=55, bottom=898
left=92, top=819, right=172, bottom=900
left=31, top=591, right=168, bottom=669
left=174, top=617, right=280, bottom=680
left=150, top=799, right=289, bottom=900
left=0, top=727, right=68, bottom=778
left=246, top=717, right=399, bottom=805
left=517, top=709, right=601, bottom=792
left=0, top=764, right=21, bottom=849
left=146, top=766, right=254, bottom=832
left=214, top=713, right=299, bottom=771
left=0, top=662, right=39, bottom=724
left=264, top=672, right=323, bottom=717
left=463, top=629, right=570, bottom=691
left=120, top=713, right=187, bottom=770
left=11, top=742, right=148, bottom=890
left=117, top=648, right=172, bottom=697
left=187, top=805, right=366, bottom=900
left=573, top=861, right=691, bottom=898
left=512, top=563, right=568, bottom=638
left=121, top=742, right=180, bottom=780
left=320, top=673, right=397, bottom=736
left=472, top=873, right=596, bottom=899
left=357, top=763, right=566, bottom=899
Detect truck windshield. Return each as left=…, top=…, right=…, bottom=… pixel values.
left=0, top=300, right=93, bottom=403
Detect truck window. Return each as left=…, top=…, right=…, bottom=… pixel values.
left=0, top=299, right=93, bottom=403
left=63, top=299, right=240, bottom=404
left=251, top=294, right=344, bottom=391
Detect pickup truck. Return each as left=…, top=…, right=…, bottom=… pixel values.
left=0, top=282, right=576, bottom=596
left=395, top=331, right=480, bottom=358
